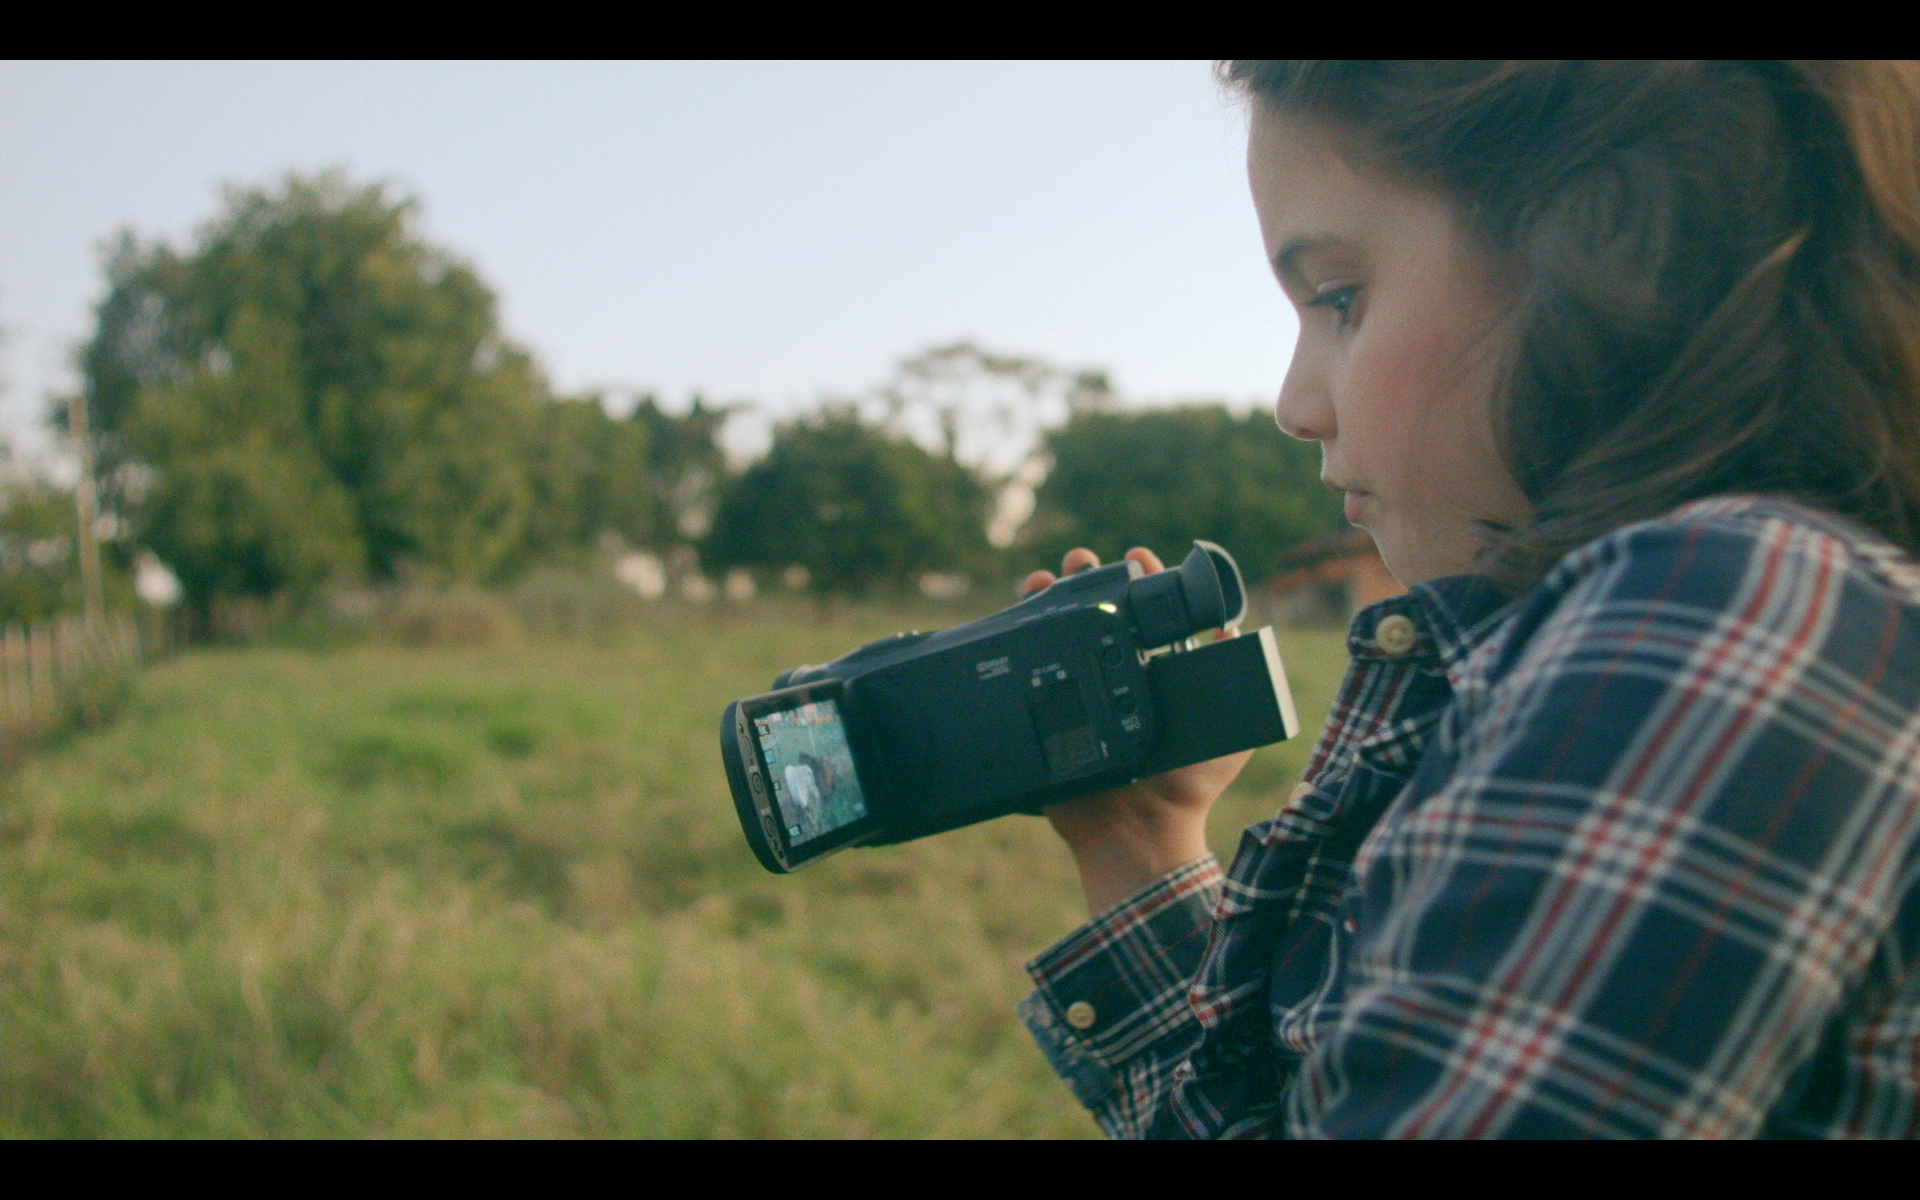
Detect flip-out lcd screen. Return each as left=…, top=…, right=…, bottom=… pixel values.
left=752, top=697, right=869, bottom=846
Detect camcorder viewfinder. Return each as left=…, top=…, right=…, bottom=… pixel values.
left=720, top=541, right=1301, bottom=873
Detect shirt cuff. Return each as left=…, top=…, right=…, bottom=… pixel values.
left=1020, top=856, right=1224, bottom=1105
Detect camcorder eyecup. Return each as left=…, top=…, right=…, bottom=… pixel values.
left=1127, top=540, right=1247, bottom=646
left=722, top=540, right=1300, bottom=873
left=1198, top=541, right=1247, bottom=627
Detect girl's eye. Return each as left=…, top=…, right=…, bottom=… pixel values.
left=1305, top=285, right=1362, bottom=329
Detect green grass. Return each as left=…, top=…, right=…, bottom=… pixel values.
left=0, top=600, right=1348, bottom=1138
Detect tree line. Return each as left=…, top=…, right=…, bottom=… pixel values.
left=3, top=171, right=1346, bottom=621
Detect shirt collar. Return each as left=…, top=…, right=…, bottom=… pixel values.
left=1346, top=573, right=1515, bottom=682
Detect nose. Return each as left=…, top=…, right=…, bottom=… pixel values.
left=1275, top=356, right=1335, bottom=444
left=1275, top=395, right=1316, bottom=442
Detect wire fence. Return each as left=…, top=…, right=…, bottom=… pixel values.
left=1, top=612, right=152, bottom=732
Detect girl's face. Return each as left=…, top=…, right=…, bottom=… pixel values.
left=1248, top=108, right=1532, bottom=587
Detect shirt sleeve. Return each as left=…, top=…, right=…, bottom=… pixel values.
left=1020, top=855, right=1223, bottom=1137
left=1290, top=512, right=1920, bottom=1138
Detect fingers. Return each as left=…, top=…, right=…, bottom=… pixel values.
left=1061, top=547, right=1101, bottom=576
left=1021, top=569, right=1056, bottom=597
left=1025, top=546, right=1156, bottom=597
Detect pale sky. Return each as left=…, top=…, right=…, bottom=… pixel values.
left=0, top=60, right=1298, bottom=466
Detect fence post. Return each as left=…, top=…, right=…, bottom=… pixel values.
left=0, top=611, right=158, bottom=738
left=3, top=622, right=20, bottom=725
left=62, top=615, right=82, bottom=685
left=27, top=621, right=46, bottom=720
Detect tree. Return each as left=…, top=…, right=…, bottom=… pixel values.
left=74, top=171, right=544, bottom=606
left=521, top=396, right=654, bottom=558
left=633, top=396, right=730, bottom=546
left=516, top=393, right=733, bottom=565
left=1024, top=406, right=1346, bottom=583
left=0, top=456, right=135, bottom=624
left=703, top=410, right=989, bottom=595
left=873, top=341, right=1117, bottom=549
left=0, top=477, right=81, bottom=623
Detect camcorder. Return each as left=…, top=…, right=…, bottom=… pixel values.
left=720, top=541, right=1301, bottom=873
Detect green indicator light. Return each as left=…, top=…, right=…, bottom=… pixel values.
left=1097, top=602, right=1118, bottom=614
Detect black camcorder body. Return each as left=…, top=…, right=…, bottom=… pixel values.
left=720, top=541, right=1301, bottom=873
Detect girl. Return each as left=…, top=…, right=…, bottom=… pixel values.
left=1018, top=61, right=1920, bottom=1138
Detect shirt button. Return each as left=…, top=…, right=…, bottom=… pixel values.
left=1065, top=1000, right=1097, bottom=1030
left=1375, top=614, right=1417, bottom=657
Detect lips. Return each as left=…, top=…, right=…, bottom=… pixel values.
left=1323, top=473, right=1370, bottom=524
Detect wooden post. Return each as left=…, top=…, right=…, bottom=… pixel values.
left=27, top=621, right=46, bottom=719
left=12, top=622, right=27, bottom=722
left=3, top=622, right=20, bottom=724
left=55, top=615, right=75, bottom=685
left=69, top=394, right=106, bottom=635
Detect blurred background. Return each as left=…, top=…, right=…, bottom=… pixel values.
left=0, top=61, right=1388, bottom=1137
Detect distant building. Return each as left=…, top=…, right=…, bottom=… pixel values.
left=1250, top=529, right=1403, bottom=627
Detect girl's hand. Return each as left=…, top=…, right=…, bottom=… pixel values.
left=1024, top=547, right=1253, bottom=917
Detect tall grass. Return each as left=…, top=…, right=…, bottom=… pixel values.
left=0, top=598, right=1347, bottom=1137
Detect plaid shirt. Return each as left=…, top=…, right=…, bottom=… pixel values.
left=1021, top=496, right=1920, bottom=1138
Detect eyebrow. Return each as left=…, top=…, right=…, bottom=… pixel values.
left=1273, top=235, right=1353, bottom=287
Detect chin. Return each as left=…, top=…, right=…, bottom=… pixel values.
left=1366, top=529, right=1424, bottom=589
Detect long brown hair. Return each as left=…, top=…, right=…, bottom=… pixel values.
left=1223, top=61, right=1920, bottom=590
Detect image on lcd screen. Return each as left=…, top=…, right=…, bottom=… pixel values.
left=753, top=698, right=869, bottom=846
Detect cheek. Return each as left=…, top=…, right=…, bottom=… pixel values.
left=1339, top=311, right=1482, bottom=493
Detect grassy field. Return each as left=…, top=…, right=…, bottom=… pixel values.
left=0, top=600, right=1348, bottom=1138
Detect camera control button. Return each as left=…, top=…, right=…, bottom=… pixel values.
left=1065, top=1000, right=1097, bottom=1030
left=1112, top=690, right=1136, bottom=715
left=1100, top=642, right=1125, bottom=666
left=1375, top=614, right=1418, bottom=657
